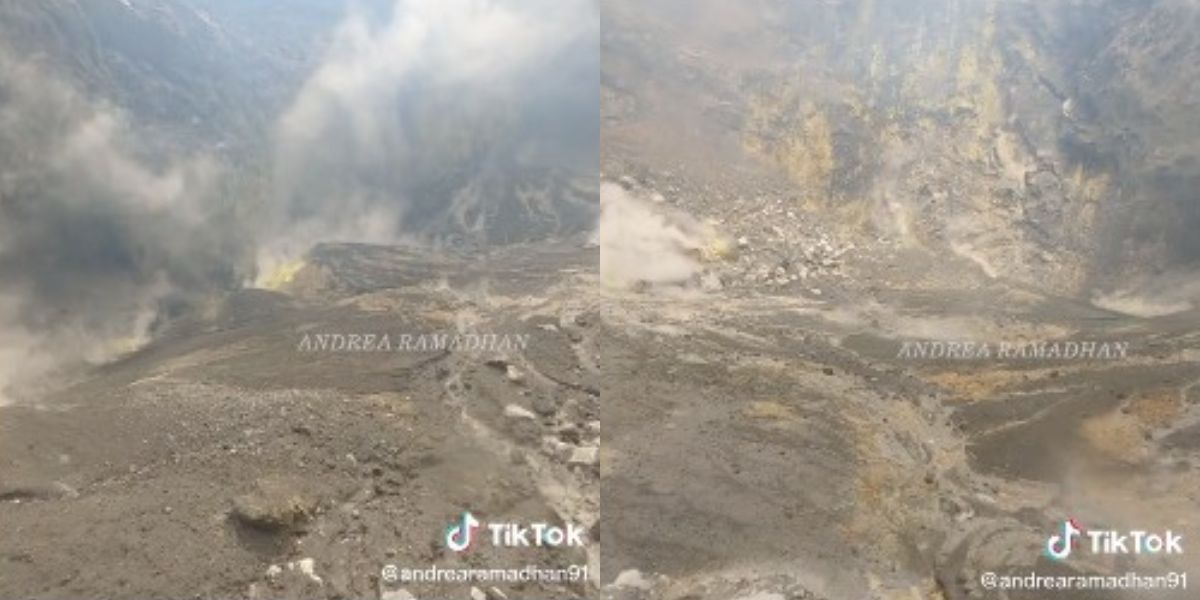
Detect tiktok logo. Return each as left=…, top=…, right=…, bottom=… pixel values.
left=445, top=512, right=481, bottom=552
left=1045, top=518, right=1085, bottom=561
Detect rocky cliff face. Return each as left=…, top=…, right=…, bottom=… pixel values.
left=604, top=0, right=1200, bottom=298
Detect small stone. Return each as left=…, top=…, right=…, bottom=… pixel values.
left=567, top=445, right=599, bottom=467
left=974, top=493, right=997, bottom=505
left=531, top=395, right=558, bottom=416
left=731, top=593, right=784, bottom=600
left=505, top=365, right=525, bottom=383
left=541, top=436, right=571, bottom=460
left=292, top=557, right=322, bottom=584
left=612, top=569, right=652, bottom=590
left=380, top=589, right=416, bottom=600
left=503, top=404, right=537, bottom=420
left=231, top=476, right=316, bottom=532
left=470, top=587, right=487, bottom=600
left=557, top=424, right=583, bottom=444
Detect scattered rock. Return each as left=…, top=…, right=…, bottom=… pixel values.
left=231, top=476, right=316, bottom=532
left=293, top=557, right=322, bottom=585
left=503, top=404, right=537, bottom=420
left=380, top=587, right=416, bottom=600
left=732, top=593, right=786, bottom=600
left=612, top=569, right=653, bottom=590
left=542, top=436, right=572, bottom=460
left=505, top=365, right=525, bottom=383
left=568, top=445, right=600, bottom=467
left=531, top=395, right=559, bottom=416
left=557, top=424, right=583, bottom=444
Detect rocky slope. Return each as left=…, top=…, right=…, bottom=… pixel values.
left=0, top=241, right=601, bottom=600
left=601, top=2, right=1199, bottom=599
left=603, top=0, right=1200, bottom=299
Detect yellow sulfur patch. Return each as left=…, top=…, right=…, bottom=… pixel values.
left=108, top=336, right=147, bottom=357
left=701, top=236, right=735, bottom=262
left=260, top=259, right=307, bottom=291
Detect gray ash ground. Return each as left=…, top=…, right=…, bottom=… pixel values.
left=0, top=240, right=600, bottom=600
left=598, top=274, right=1200, bottom=600
left=2, top=238, right=1198, bottom=600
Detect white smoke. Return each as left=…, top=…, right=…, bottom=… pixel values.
left=599, top=182, right=708, bottom=288
left=1091, top=270, right=1200, bottom=318
left=0, top=0, right=599, bottom=401
left=0, top=52, right=245, bottom=404
left=258, top=0, right=598, bottom=283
